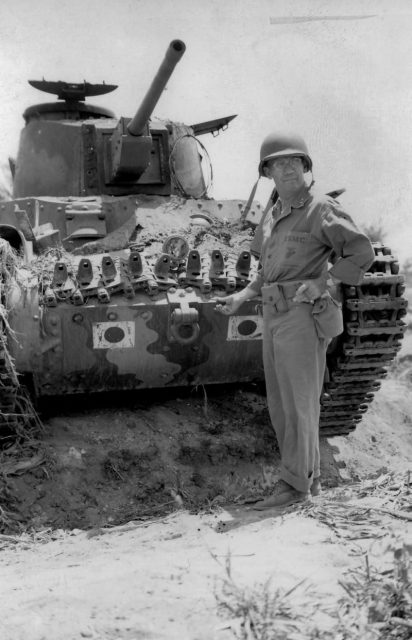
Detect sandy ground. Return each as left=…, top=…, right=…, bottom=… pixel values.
left=4, top=500, right=409, bottom=640
left=0, top=367, right=411, bottom=640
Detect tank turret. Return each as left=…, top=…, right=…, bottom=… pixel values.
left=12, top=40, right=235, bottom=201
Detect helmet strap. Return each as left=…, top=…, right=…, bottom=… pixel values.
left=270, top=186, right=279, bottom=204
left=304, top=165, right=315, bottom=188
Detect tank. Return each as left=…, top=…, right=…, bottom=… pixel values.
left=0, top=40, right=407, bottom=437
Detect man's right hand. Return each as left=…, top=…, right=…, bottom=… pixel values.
left=213, top=294, right=244, bottom=315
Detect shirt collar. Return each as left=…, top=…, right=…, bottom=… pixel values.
left=272, top=185, right=310, bottom=218
left=280, top=184, right=311, bottom=210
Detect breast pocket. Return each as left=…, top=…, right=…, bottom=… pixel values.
left=279, top=232, right=311, bottom=266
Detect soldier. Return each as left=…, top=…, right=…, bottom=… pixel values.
left=215, top=132, right=375, bottom=508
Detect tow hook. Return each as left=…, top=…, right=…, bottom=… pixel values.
left=167, top=289, right=200, bottom=345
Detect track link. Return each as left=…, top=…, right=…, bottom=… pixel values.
left=320, top=243, right=406, bottom=437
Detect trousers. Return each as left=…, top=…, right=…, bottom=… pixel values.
left=262, top=295, right=328, bottom=493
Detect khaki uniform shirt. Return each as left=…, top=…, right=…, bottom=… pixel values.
left=249, top=184, right=375, bottom=292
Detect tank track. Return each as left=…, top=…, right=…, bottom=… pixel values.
left=320, top=243, right=407, bottom=437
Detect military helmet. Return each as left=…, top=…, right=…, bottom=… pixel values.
left=258, top=132, right=313, bottom=176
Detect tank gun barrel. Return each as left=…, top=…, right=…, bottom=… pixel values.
left=127, top=40, right=186, bottom=136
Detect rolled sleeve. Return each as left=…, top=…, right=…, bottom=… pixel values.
left=319, top=204, right=375, bottom=285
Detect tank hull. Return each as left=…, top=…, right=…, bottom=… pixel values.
left=9, top=290, right=263, bottom=396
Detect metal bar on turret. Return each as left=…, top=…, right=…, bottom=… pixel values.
left=127, top=40, right=186, bottom=136
left=191, top=115, right=237, bottom=136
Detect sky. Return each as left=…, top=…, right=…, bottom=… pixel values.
left=1, top=0, right=412, bottom=262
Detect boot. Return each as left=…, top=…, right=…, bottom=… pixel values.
left=253, top=481, right=309, bottom=510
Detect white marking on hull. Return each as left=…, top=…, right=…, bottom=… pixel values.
left=227, top=315, right=263, bottom=341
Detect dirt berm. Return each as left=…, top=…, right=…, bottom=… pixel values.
left=0, top=381, right=331, bottom=531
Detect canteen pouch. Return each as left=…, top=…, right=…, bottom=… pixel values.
left=312, top=293, right=343, bottom=339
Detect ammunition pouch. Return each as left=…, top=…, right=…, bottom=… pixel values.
left=312, top=293, right=343, bottom=339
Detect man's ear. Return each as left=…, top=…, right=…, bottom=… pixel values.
left=262, top=164, right=270, bottom=178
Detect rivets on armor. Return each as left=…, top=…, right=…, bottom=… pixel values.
left=141, top=311, right=150, bottom=320
left=49, top=315, right=59, bottom=326
left=33, top=315, right=39, bottom=321
left=169, top=287, right=177, bottom=294
left=107, top=312, right=117, bottom=321
left=73, top=313, right=84, bottom=323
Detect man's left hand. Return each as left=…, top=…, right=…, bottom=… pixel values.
left=293, top=281, right=324, bottom=304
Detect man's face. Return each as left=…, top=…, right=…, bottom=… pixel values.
left=264, top=156, right=305, bottom=193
